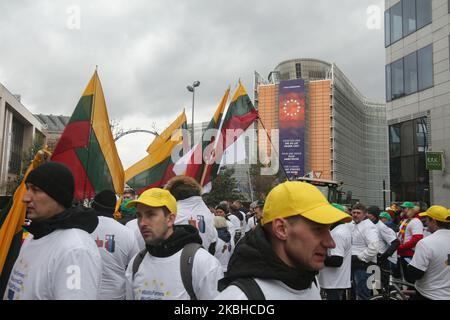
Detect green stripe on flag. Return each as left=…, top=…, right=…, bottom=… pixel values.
left=222, top=94, right=254, bottom=123
left=69, top=95, right=93, bottom=123
left=74, top=129, right=115, bottom=193
left=127, top=157, right=172, bottom=190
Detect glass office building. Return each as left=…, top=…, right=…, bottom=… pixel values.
left=255, top=59, right=388, bottom=207
left=385, top=0, right=450, bottom=206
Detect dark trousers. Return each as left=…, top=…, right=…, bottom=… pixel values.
left=352, top=267, right=372, bottom=300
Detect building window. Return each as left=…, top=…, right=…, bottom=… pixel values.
left=389, top=117, right=429, bottom=204
left=404, top=51, right=418, bottom=95
left=385, top=0, right=432, bottom=47
left=385, top=10, right=391, bottom=47
left=9, top=117, right=24, bottom=175
left=386, top=64, right=392, bottom=102
left=402, top=0, right=416, bottom=36
left=385, top=44, right=433, bottom=101
left=295, top=63, right=302, bottom=79
left=391, top=58, right=404, bottom=99
left=416, top=0, right=432, bottom=29
left=390, top=2, right=403, bottom=43
left=417, top=44, right=433, bottom=91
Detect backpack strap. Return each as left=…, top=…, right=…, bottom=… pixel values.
left=132, top=249, right=147, bottom=280
left=230, top=278, right=265, bottom=300
left=180, top=243, right=202, bottom=300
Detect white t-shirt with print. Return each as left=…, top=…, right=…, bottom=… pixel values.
left=4, top=229, right=102, bottom=300
left=319, top=223, right=352, bottom=289
left=91, top=216, right=140, bottom=300
left=375, top=220, right=398, bottom=264
left=215, top=278, right=321, bottom=300
left=125, top=248, right=224, bottom=300
left=351, top=219, right=380, bottom=263
left=175, top=197, right=218, bottom=250
left=125, top=218, right=146, bottom=251
left=409, top=229, right=450, bottom=300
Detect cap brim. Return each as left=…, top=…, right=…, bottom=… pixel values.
left=301, top=203, right=352, bottom=225
left=125, top=198, right=168, bottom=210
left=418, top=212, right=427, bottom=217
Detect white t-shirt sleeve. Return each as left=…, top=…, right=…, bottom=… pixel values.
left=215, top=285, right=249, bottom=300
left=380, top=223, right=397, bottom=244
left=409, top=240, right=431, bottom=272
left=192, top=249, right=224, bottom=300
left=53, top=247, right=102, bottom=300
left=358, top=223, right=380, bottom=263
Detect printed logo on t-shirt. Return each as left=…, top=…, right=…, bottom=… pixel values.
left=137, top=279, right=171, bottom=300
left=95, top=235, right=116, bottom=253
left=188, top=215, right=206, bottom=233
left=6, top=259, right=28, bottom=300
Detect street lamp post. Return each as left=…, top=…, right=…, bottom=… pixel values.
left=187, top=81, right=200, bottom=147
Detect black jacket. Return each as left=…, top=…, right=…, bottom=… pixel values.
left=220, top=225, right=317, bottom=290
left=24, top=205, right=99, bottom=239
left=146, top=224, right=202, bottom=258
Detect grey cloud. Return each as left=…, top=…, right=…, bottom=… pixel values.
left=0, top=0, right=385, bottom=125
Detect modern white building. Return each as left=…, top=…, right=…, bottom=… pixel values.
left=0, top=83, right=46, bottom=195
left=385, top=0, right=450, bottom=206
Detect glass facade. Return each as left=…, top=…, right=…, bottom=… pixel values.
left=389, top=117, right=430, bottom=204
left=385, top=0, right=432, bottom=47
left=417, top=44, right=433, bottom=91
left=404, top=51, right=418, bottom=95
left=9, top=117, right=24, bottom=175
left=385, top=45, right=433, bottom=101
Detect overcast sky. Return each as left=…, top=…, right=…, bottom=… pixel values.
left=0, top=0, right=385, bottom=168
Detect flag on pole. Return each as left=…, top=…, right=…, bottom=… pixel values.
left=51, top=71, right=124, bottom=200
left=0, top=148, right=51, bottom=295
left=200, top=82, right=258, bottom=190
left=125, top=111, right=188, bottom=194
left=175, top=88, right=230, bottom=182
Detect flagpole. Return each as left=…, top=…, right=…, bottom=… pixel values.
left=257, top=117, right=289, bottom=181
left=83, top=70, right=97, bottom=201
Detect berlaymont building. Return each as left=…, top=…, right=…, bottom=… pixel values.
left=385, top=0, right=450, bottom=207
left=254, top=58, right=389, bottom=207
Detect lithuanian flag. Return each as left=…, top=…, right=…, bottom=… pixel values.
left=125, top=111, right=188, bottom=194
left=0, top=149, right=51, bottom=296
left=51, top=71, right=124, bottom=200
left=184, top=88, right=230, bottom=183
left=202, top=82, right=258, bottom=188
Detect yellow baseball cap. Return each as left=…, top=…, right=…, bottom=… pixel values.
left=126, top=188, right=177, bottom=214
left=419, top=205, right=450, bottom=223
left=262, top=181, right=352, bottom=225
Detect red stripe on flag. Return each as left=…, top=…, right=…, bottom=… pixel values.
left=52, top=149, right=95, bottom=200
left=52, top=121, right=91, bottom=155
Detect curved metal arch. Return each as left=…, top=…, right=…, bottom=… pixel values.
left=114, top=129, right=159, bottom=141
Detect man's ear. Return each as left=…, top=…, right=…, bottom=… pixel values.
left=167, top=213, right=176, bottom=227
left=271, top=218, right=288, bottom=241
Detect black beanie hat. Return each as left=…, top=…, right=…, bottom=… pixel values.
left=367, top=205, right=381, bottom=217
left=25, top=162, right=74, bottom=209
left=92, top=190, right=117, bottom=215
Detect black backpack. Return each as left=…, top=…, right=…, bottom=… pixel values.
left=219, top=278, right=266, bottom=300
left=132, top=243, right=202, bottom=300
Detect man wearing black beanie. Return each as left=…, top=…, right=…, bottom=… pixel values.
left=3, top=162, right=102, bottom=300
left=90, top=189, right=140, bottom=300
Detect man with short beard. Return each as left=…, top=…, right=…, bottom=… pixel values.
left=125, top=188, right=223, bottom=300
left=216, top=182, right=352, bottom=300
